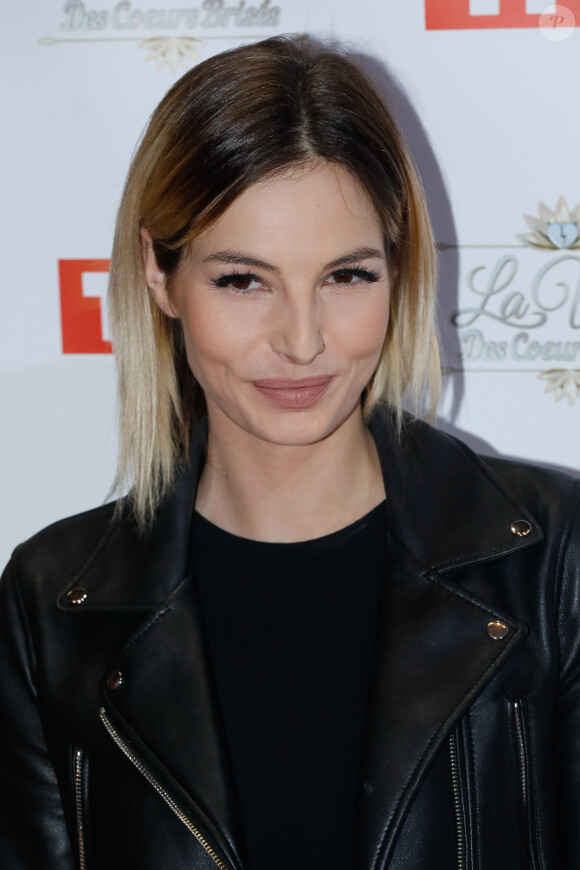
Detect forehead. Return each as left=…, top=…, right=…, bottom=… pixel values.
left=191, top=162, right=384, bottom=264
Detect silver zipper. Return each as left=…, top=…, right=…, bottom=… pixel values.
left=513, top=700, right=539, bottom=870
left=513, top=701, right=528, bottom=812
left=449, top=730, right=467, bottom=870
left=73, top=747, right=87, bottom=870
left=99, top=708, right=230, bottom=870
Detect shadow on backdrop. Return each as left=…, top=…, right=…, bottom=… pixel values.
left=351, top=49, right=579, bottom=480
left=353, top=50, right=463, bottom=425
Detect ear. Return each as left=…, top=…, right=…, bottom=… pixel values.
left=140, top=228, right=178, bottom=319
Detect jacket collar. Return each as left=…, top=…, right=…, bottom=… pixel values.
left=58, top=409, right=541, bottom=612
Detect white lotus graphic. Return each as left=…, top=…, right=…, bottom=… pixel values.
left=518, top=197, right=580, bottom=250
left=539, top=369, right=580, bottom=406
left=140, top=37, right=201, bottom=73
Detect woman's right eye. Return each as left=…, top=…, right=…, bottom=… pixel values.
left=212, top=273, right=263, bottom=293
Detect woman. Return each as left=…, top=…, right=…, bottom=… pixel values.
left=1, top=34, right=579, bottom=870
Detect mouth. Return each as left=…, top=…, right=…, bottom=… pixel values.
left=251, top=376, right=333, bottom=409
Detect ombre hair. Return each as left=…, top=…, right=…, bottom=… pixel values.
left=108, top=34, right=440, bottom=527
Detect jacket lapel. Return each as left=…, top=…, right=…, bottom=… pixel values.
left=354, top=413, right=539, bottom=869
left=101, top=569, right=246, bottom=870
left=355, top=536, right=526, bottom=870
left=58, top=422, right=246, bottom=869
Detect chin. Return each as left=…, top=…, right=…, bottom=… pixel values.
left=244, top=405, right=359, bottom=448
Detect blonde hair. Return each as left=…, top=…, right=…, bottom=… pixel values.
left=109, top=35, right=440, bottom=527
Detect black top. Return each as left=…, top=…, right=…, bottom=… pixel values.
left=193, top=502, right=387, bottom=870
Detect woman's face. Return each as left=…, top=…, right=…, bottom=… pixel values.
left=146, top=162, right=391, bottom=450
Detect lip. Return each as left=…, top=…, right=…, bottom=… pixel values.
left=252, top=376, right=333, bottom=409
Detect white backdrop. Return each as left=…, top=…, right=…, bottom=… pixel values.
left=2, top=0, right=579, bottom=565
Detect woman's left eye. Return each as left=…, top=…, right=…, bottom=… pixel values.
left=326, top=268, right=380, bottom=286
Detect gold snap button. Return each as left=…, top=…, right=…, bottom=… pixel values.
left=511, top=520, right=531, bottom=537
left=487, top=620, right=509, bottom=641
left=106, top=670, right=124, bottom=691
left=67, top=587, right=88, bottom=605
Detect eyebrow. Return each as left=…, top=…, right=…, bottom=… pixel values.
left=202, top=247, right=385, bottom=272
left=324, top=247, right=385, bottom=270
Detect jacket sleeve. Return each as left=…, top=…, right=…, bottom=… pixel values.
left=554, top=480, right=580, bottom=869
left=0, top=554, right=75, bottom=870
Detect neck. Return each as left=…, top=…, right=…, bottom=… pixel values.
left=195, top=406, right=385, bottom=542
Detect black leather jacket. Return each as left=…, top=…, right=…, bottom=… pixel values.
left=1, top=413, right=580, bottom=870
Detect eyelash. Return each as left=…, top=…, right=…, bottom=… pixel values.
left=210, top=266, right=382, bottom=294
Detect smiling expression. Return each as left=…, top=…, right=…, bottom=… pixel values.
left=145, top=162, right=391, bottom=450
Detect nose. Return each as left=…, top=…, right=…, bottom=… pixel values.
left=271, top=297, right=325, bottom=365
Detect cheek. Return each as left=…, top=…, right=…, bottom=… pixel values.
left=178, top=308, right=222, bottom=383
left=334, top=296, right=390, bottom=362
left=178, top=303, right=258, bottom=379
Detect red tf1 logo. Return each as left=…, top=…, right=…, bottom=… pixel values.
left=426, top=0, right=579, bottom=30
left=59, top=259, right=112, bottom=353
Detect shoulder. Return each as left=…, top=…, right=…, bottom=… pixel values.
left=481, top=453, right=580, bottom=518
left=430, top=425, right=580, bottom=564
left=370, top=409, right=580, bottom=568
left=405, top=415, right=580, bottom=521
left=3, top=462, right=195, bottom=611
left=11, top=501, right=120, bottom=566
left=3, top=502, right=126, bottom=608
